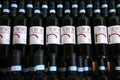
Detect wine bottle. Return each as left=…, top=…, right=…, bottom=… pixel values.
left=100, top=0, right=108, bottom=18
left=71, top=0, right=78, bottom=32
left=96, top=58, right=111, bottom=80
left=108, top=0, right=120, bottom=58
left=86, top=0, right=93, bottom=18
left=57, top=56, right=66, bottom=80
left=26, top=0, right=33, bottom=18
left=66, top=53, right=79, bottom=80
left=0, top=0, right=2, bottom=15
left=77, top=0, right=92, bottom=58
left=114, top=58, right=120, bottom=80
left=61, top=0, right=76, bottom=57
left=57, top=0, right=63, bottom=19
left=10, top=0, right=18, bottom=56
left=48, top=53, right=58, bottom=80
left=29, top=0, right=44, bottom=55
left=10, top=50, right=24, bottom=80
left=22, top=56, right=30, bottom=80
left=12, top=0, right=27, bottom=56
left=46, top=0, right=60, bottom=54
left=71, top=0, right=78, bottom=18
left=93, top=0, right=108, bottom=59
left=77, top=56, right=86, bottom=80
left=83, top=58, right=96, bottom=80
left=116, top=0, right=120, bottom=16
left=0, top=0, right=11, bottom=56
left=41, top=0, right=48, bottom=18
left=33, top=50, right=47, bottom=80
left=10, top=0, right=18, bottom=17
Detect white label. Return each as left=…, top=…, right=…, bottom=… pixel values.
left=83, top=67, right=89, bottom=71
left=0, top=26, right=10, bottom=44
left=102, top=4, right=108, bottom=8
left=77, top=67, right=83, bottom=72
left=108, top=25, right=120, bottom=44
left=27, top=4, right=33, bottom=8
left=34, top=64, right=45, bottom=71
left=65, top=9, right=71, bottom=13
left=42, top=4, right=48, bottom=9
left=72, top=4, right=78, bottom=8
left=117, top=4, right=120, bottom=8
left=99, top=66, right=106, bottom=70
left=77, top=26, right=91, bottom=44
left=11, top=4, right=18, bottom=8
left=13, top=26, right=27, bottom=44
left=94, top=26, right=108, bottom=44
left=46, top=26, right=60, bottom=44
left=61, top=26, right=76, bottom=44
left=57, top=4, right=63, bottom=8
left=49, top=66, right=57, bottom=71
left=30, top=26, right=44, bottom=45
left=69, top=66, right=77, bottom=71
left=87, top=4, right=93, bottom=8
left=0, top=4, right=2, bottom=8
left=115, top=66, right=120, bottom=70
left=11, top=65, right=22, bottom=71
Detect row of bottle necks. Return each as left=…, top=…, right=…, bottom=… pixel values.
left=0, top=53, right=119, bottom=80
left=1, top=0, right=120, bottom=58
left=1, top=0, right=120, bottom=18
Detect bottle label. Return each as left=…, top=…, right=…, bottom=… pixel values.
left=34, top=64, right=45, bottom=71
left=0, top=4, right=2, bottom=8
left=109, top=9, right=116, bottom=13
left=77, top=26, right=91, bottom=44
left=42, top=4, right=48, bottom=9
left=77, top=67, right=83, bottom=72
left=94, top=9, right=100, bottom=13
left=50, top=9, right=56, bottom=14
left=11, top=3, right=18, bottom=8
left=11, top=65, right=22, bottom=71
left=99, top=66, right=106, bottom=70
left=49, top=66, right=57, bottom=71
left=87, top=4, right=93, bottom=8
left=108, top=25, right=120, bottom=44
left=79, top=9, right=86, bottom=13
left=27, top=4, right=33, bottom=8
left=13, top=26, right=27, bottom=44
left=29, top=26, right=44, bottom=45
left=61, top=26, right=76, bottom=44
left=19, top=9, right=25, bottom=13
left=115, top=66, right=120, bottom=70
left=117, top=4, right=120, bottom=8
left=101, top=4, right=108, bottom=8
left=65, top=9, right=71, bottom=13
left=46, top=26, right=60, bottom=44
left=68, top=66, right=77, bottom=71
left=3, top=9, right=10, bottom=13
left=94, top=26, right=108, bottom=44
left=57, top=4, right=63, bottom=8
left=34, top=9, right=41, bottom=14
left=83, top=67, right=89, bottom=71
left=72, top=4, right=78, bottom=8
left=0, top=26, right=10, bottom=44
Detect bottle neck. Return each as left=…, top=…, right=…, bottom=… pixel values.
left=109, top=9, right=116, bottom=16
left=18, top=8, right=25, bottom=14
left=64, top=9, right=71, bottom=16
left=49, top=9, right=56, bottom=16
left=3, top=8, right=9, bottom=14
left=34, top=9, right=41, bottom=15
left=94, top=9, right=101, bottom=16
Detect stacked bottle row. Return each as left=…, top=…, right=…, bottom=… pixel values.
left=0, top=0, right=120, bottom=79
